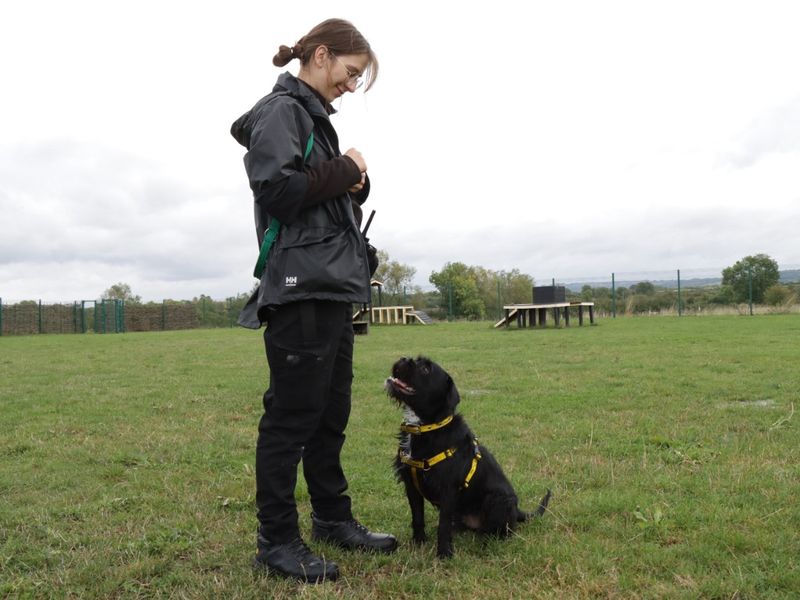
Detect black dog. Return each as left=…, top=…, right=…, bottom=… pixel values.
left=385, top=356, right=551, bottom=558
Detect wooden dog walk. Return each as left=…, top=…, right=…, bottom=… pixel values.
left=494, top=302, right=595, bottom=329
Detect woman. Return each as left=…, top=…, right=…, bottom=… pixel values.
left=230, top=19, right=395, bottom=583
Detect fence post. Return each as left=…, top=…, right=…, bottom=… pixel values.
left=0, top=297, right=3, bottom=336
left=611, top=273, right=616, bottom=318
left=447, top=282, right=454, bottom=321
left=497, top=280, right=502, bottom=322
left=677, top=269, right=682, bottom=316
left=748, top=267, right=753, bottom=316
left=38, top=300, right=43, bottom=334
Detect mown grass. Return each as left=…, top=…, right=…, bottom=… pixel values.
left=1, top=315, right=799, bottom=599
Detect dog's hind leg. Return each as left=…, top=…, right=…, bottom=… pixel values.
left=517, top=488, right=552, bottom=522
left=480, top=492, right=519, bottom=536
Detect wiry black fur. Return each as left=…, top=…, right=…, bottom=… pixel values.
left=386, top=356, right=551, bottom=558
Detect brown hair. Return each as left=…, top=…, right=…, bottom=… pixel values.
left=273, top=18, right=379, bottom=91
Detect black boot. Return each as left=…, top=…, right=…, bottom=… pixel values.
left=311, top=515, right=398, bottom=554
left=253, top=534, right=339, bottom=583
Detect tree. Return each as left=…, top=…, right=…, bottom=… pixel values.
left=101, top=282, right=141, bottom=303
left=721, top=254, right=780, bottom=304
left=429, top=262, right=485, bottom=320
left=632, top=281, right=655, bottom=295
left=428, top=262, right=535, bottom=320
left=373, top=250, right=417, bottom=296
left=477, top=268, right=533, bottom=319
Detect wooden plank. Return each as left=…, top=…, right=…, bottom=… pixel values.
left=494, top=308, right=518, bottom=328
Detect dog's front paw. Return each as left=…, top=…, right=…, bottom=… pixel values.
left=412, top=531, right=427, bottom=545
left=436, top=546, right=454, bottom=559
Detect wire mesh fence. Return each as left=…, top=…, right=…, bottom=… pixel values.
left=0, top=296, right=249, bottom=336
left=0, top=301, right=79, bottom=335
left=544, top=265, right=800, bottom=318
left=413, top=263, right=800, bottom=321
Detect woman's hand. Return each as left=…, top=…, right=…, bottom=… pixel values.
left=344, top=148, right=367, bottom=193
left=348, top=172, right=366, bottom=193
left=344, top=148, right=367, bottom=173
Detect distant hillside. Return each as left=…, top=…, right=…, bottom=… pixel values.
left=564, top=277, right=719, bottom=292
left=780, top=269, right=800, bottom=283
left=564, top=269, right=800, bottom=292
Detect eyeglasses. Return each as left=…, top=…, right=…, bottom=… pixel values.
left=330, top=51, right=364, bottom=90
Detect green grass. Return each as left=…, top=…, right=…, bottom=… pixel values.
left=1, top=316, right=799, bottom=599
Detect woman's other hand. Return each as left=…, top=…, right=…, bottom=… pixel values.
left=344, top=148, right=367, bottom=173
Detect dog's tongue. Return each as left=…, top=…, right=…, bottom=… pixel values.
left=389, top=377, right=415, bottom=394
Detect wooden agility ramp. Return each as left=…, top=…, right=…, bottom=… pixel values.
left=493, top=308, right=519, bottom=328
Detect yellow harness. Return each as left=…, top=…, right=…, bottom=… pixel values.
left=397, top=415, right=482, bottom=496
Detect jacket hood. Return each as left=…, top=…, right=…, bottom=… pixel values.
left=230, top=72, right=331, bottom=149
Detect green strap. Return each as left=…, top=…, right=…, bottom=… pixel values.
left=253, top=132, right=314, bottom=278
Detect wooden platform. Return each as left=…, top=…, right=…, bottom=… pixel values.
left=370, top=306, right=432, bottom=325
left=353, top=305, right=433, bottom=326
left=494, top=302, right=596, bottom=328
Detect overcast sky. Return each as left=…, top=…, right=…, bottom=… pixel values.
left=2, top=1, right=799, bottom=302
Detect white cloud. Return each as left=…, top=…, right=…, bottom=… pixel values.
left=718, top=97, right=800, bottom=168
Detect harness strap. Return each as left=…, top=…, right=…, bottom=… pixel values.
left=398, top=447, right=456, bottom=471
left=410, top=466, right=422, bottom=496
left=398, top=438, right=483, bottom=495
left=252, top=132, right=315, bottom=278
left=463, top=439, right=483, bottom=489
left=400, top=415, right=454, bottom=434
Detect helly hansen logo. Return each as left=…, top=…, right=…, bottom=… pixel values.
left=285, top=276, right=298, bottom=286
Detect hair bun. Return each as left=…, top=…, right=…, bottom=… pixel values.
left=272, top=44, right=295, bottom=67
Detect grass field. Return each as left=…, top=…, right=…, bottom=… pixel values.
left=1, top=316, right=799, bottom=599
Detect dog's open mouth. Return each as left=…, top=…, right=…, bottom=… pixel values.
left=385, top=376, right=416, bottom=396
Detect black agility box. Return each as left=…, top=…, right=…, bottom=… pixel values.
left=532, top=285, right=566, bottom=304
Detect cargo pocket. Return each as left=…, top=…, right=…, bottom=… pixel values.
left=266, top=342, right=326, bottom=411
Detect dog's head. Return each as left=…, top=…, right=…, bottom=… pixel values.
left=385, top=356, right=460, bottom=422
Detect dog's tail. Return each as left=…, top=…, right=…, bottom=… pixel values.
left=517, top=488, right=552, bottom=522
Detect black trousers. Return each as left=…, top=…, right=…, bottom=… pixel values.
left=255, top=300, right=354, bottom=543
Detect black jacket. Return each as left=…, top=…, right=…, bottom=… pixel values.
left=231, top=73, right=371, bottom=328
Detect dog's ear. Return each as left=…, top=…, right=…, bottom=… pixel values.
left=446, top=376, right=461, bottom=411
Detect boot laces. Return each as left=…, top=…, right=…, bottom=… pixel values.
left=286, top=536, right=314, bottom=559
left=347, top=519, right=369, bottom=534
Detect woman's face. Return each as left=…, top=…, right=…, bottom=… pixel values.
left=318, top=50, right=370, bottom=102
